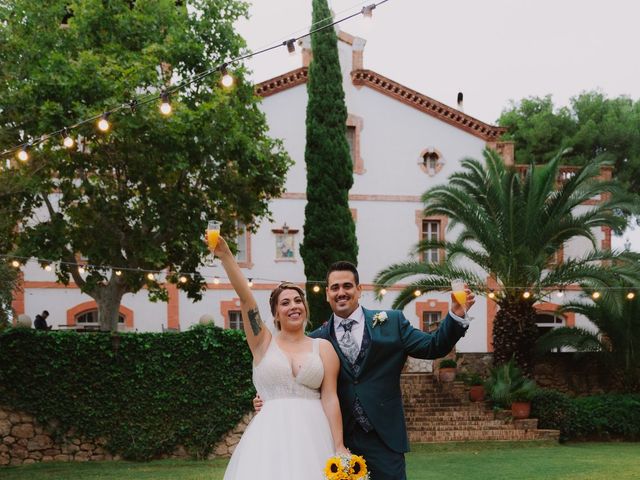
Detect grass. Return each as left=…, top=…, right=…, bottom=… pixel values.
left=2, top=442, right=640, bottom=479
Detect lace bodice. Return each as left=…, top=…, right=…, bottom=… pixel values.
left=253, top=336, right=324, bottom=401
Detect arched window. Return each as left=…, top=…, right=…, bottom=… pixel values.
left=418, top=148, right=444, bottom=176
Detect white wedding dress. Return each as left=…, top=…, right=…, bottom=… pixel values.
left=223, top=336, right=335, bottom=479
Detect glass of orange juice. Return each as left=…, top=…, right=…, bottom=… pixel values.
left=451, top=279, right=467, bottom=313
left=207, top=220, right=221, bottom=249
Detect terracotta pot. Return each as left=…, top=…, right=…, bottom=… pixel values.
left=469, top=385, right=485, bottom=402
left=511, top=401, right=531, bottom=419
left=438, top=367, right=456, bottom=382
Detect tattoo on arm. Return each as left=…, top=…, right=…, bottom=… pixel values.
left=247, top=308, right=263, bottom=336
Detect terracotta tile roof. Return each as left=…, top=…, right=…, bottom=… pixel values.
left=255, top=67, right=506, bottom=141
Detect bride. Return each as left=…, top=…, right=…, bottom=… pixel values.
left=211, top=236, right=348, bottom=479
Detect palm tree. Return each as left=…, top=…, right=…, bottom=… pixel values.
left=535, top=289, right=640, bottom=391
left=374, top=149, right=640, bottom=374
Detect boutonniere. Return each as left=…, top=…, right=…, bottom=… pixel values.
left=372, top=312, right=388, bottom=327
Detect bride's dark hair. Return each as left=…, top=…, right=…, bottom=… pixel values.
left=269, top=282, right=310, bottom=330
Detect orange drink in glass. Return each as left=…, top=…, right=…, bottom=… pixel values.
left=451, top=279, right=467, bottom=307
left=207, top=220, right=221, bottom=249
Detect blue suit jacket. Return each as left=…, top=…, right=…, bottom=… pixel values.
left=310, top=307, right=467, bottom=453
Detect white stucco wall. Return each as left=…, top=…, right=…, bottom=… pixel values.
left=15, top=32, right=608, bottom=355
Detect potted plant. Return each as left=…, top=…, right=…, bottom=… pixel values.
left=466, top=372, right=485, bottom=402
left=510, top=386, right=537, bottom=419
left=438, top=358, right=457, bottom=382
left=485, top=359, right=537, bottom=417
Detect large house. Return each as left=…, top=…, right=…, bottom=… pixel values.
left=12, top=30, right=609, bottom=354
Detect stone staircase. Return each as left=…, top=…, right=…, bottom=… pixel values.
left=401, top=373, right=560, bottom=443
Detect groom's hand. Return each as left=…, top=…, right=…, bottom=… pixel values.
left=253, top=394, right=263, bottom=412
left=451, top=285, right=475, bottom=317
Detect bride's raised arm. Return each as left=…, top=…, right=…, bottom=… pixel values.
left=211, top=236, right=270, bottom=359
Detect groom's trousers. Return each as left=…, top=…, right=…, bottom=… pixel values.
left=345, top=421, right=406, bottom=480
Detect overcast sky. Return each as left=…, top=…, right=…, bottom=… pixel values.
left=235, top=0, right=640, bottom=249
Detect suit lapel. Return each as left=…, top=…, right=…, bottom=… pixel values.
left=327, top=314, right=356, bottom=377
left=355, top=308, right=375, bottom=378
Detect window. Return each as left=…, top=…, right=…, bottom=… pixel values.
left=422, top=311, right=441, bottom=333
left=229, top=310, right=244, bottom=331
left=418, top=148, right=443, bottom=176
left=76, top=310, right=124, bottom=325
left=346, top=125, right=356, bottom=166
left=535, top=313, right=565, bottom=352
left=235, top=222, right=248, bottom=263
left=422, top=219, right=441, bottom=263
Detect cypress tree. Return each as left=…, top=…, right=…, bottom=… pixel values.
left=300, top=0, right=358, bottom=328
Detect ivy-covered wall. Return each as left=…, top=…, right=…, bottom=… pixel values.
left=0, top=324, right=254, bottom=460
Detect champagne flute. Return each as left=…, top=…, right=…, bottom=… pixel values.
left=451, top=279, right=469, bottom=318
left=206, top=220, right=221, bottom=250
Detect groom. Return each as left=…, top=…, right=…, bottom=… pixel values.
left=255, top=261, right=474, bottom=480
left=311, top=261, right=473, bottom=480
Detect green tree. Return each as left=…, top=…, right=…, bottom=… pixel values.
left=373, top=149, right=640, bottom=374
left=299, top=0, right=358, bottom=327
left=536, top=289, right=640, bottom=391
left=0, top=0, right=291, bottom=330
left=499, top=92, right=640, bottom=194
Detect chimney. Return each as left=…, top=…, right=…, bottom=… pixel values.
left=457, top=92, right=464, bottom=112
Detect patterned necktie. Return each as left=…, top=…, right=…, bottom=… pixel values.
left=339, top=319, right=359, bottom=364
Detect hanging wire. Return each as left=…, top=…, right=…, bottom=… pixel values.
left=0, top=1, right=388, bottom=160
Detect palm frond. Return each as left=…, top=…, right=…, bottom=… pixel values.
left=534, top=326, right=604, bottom=356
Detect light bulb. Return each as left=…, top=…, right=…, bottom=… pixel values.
left=488, top=291, right=496, bottom=299
left=362, top=4, right=376, bottom=19
left=592, top=291, right=601, bottom=300
left=556, top=290, right=565, bottom=298
left=115, top=270, right=122, bottom=276
left=17, top=149, right=29, bottom=162
left=78, top=266, right=85, bottom=274
left=523, top=291, right=531, bottom=299
left=62, top=129, right=74, bottom=148
left=248, top=278, right=254, bottom=288
left=414, top=289, right=421, bottom=297
left=312, top=285, right=320, bottom=293
left=627, top=292, right=636, bottom=300
left=44, top=264, right=52, bottom=272
left=147, top=273, right=155, bottom=281
left=213, top=276, right=220, bottom=285
left=159, top=92, right=172, bottom=116
left=221, top=72, right=234, bottom=88
left=285, top=39, right=296, bottom=55
left=11, top=260, right=20, bottom=268
left=380, top=288, right=387, bottom=296
left=97, top=114, right=110, bottom=132
left=179, top=275, right=188, bottom=284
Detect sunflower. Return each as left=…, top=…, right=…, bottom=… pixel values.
left=324, top=456, right=344, bottom=480
left=348, top=454, right=369, bottom=479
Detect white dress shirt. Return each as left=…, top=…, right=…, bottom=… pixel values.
left=333, top=305, right=366, bottom=351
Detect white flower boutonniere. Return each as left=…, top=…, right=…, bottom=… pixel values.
left=372, top=311, right=388, bottom=328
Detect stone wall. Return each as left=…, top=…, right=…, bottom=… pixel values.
left=455, top=352, right=620, bottom=396
left=0, top=405, right=254, bottom=466
left=0, top=406, right=116, bottom=466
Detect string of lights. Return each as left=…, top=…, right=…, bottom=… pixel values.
left=2, top=254, right=638, bottom=300
left=1, top=0, right=389, bottom=162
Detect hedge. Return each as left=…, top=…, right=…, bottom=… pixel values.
left=532, top=389, right=640, bottom=442
left=0, top=324, right=254, bottom=460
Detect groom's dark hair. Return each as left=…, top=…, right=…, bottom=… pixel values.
left=326, top=261, right=360, bottom=285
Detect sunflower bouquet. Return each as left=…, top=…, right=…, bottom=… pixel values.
left=324, top=453, right=371, bottom=480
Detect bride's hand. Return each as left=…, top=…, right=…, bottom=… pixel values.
left=210, top=235, right=232, bottom=258
left=335, top=445, right=350, bottom=456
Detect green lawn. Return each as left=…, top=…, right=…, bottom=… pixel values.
left=2, top=442, right=639, bottom=479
